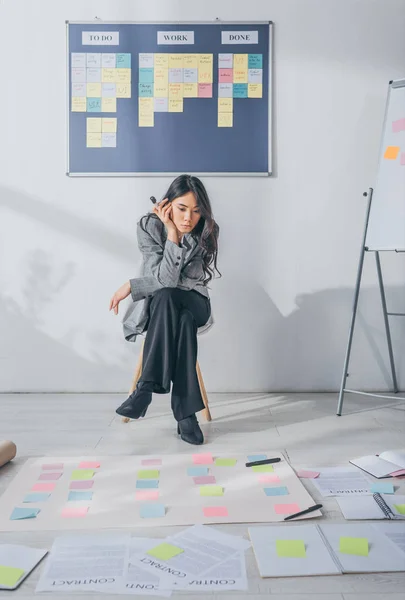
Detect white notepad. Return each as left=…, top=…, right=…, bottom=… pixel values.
left=0, top=544, right=47, bottom=590
left=350, top=449, right=405, bottom=478
left=337, top=494, right=405, bottom=520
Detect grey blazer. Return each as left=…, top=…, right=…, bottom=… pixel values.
left=122, top=214, right=213, bottom=342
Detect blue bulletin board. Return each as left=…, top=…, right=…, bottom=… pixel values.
left=67, top=22, right=272, bottom=176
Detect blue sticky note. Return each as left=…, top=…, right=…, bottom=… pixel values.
left=23, top=493, right=50, bottom=503
left=138, top=83, right=153, bottom=97
left=10, top=507, right=40, bottom=520
left=264, top=486, right=289, bottom=496
left=371, top=482, right=395, bottom=494
left=248, top=54, right=263, bottom=69
left=233, top=84, right=248, bottom=98
left=116, top=53, right=131, bottom=68
left=187, top=467, right=209, bottom=476
left=247, top=454, right=267, bottom=462
left=139, top=68, right=154, bottom=84
left=136, top=479, right=159, bottom=489
left=140, top=503, right=165, bottom=518
left=68, top=491, right=94, bottom=501
left=87, top=98, right=101, bottom=112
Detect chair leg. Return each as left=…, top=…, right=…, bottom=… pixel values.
left=122, top=340, right=144, bottom=423
left=196, top=360, right=212, bottom=422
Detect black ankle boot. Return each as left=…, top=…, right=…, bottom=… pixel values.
left=115, top=382, right=153, bottom=419
left=177, top=414, right=204, bottom=445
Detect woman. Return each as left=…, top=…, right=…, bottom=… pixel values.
left=109, top=174, right=220, bottom=445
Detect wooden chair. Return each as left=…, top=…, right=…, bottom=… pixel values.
left=122, top=339, right=212, bottom=423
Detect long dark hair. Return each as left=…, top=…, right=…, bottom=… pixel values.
left=140, top=174, right=221, bottom=286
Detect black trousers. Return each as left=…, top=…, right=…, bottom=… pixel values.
left=139, top=288, right=211, bottom=421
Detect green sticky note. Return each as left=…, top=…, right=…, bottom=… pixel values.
left=147, top=543, right=184, bottom=560
left=200, top=485, right=223, bottom=496
left=252, top=464, right=274, bottom=473
left=0, top=565, right=25, bottom=588
left=70, top=469, right=95, bottom=480
left=394, top=504, right=405, bottom=515
left=214, top=458, right=237, bottom=466
left=276, top=540, right=306, bottom=558
left=339, top=537, right=369, bottom=556
left=137, top=470, right=160, bottom=479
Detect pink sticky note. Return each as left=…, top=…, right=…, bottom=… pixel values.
left=193, top=475, right=217, bottom=485
left=42, top=463, right=64, bottom=470
left=275, top=503, right=300, bottom=515
left=392, top=118, right=405, bottom=133
left=297, top=470, right=320, bottom=479
left=400, top=153, right=405, bottom=166
left=193, top=453, right=214, bottom=465
left=203, top=506, right=228, bottom=517
left=135, top=490, right=159, bottom=501
left=219, top=68, right=233, bottom=83
left=61, top=507, right=89, bottom=518
left=198, top=83, right=212, bottom=98
left=78, top=461, right=100, bottom=469
left=32, top=483, right=56, bottom=492
left=69, top=480, right=94, bottom=490
left=391, top=469, right=405, bottom=477
left=141, top=459, right=162, bottom=466
left=38, top=472, right=62, bottom=481
left=258, top=474, right=280, bottom=484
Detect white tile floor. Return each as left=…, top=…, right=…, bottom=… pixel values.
left=1, top=391, right=405, bottom=599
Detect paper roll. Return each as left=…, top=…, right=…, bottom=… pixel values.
left=0, top=440, right=17, bottom=467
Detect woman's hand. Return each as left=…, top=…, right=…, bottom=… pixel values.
left=152, top=198, right=177, bottom=234
left=109, top=282, right=131, bottom=315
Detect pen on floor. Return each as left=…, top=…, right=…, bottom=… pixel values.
left=245, top=458, right=281, bottom=467
left=284, top=504, right=323, bottom=521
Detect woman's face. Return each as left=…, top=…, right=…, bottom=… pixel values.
left=171, top=192, right=202, bottom=234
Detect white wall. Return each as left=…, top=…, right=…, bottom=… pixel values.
left=0, top=0, right=404, bottom=393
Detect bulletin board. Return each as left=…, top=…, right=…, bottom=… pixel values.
left=66, top=21, right=273, bottom=176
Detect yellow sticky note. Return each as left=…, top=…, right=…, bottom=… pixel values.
left=169, top=83, right=183, bottom=99
left=339, top=537, right=369, bottom=556
left=147, top=543, right=184, bottom=560
left=154, top=82, right=169, bottom=98
left=102, top=118, right=117, bottom=133
left=139, top=114, right=154, bottom=127
left=155, top=54, right=169, bottom=68
left=248, top=83, right=263, bottom=98
left=139, top=98, right=154, bottom=126
left=252, top=464, right=274, bottom=472
left=276, top=540, right=306, bottom=558
left=384, top=146, right=400, bottom=160
left=71, top=469, right=96, bottom=480
left=169, top=99, right=183, bottom=113
left=0, top=565, right=25, bottom=588
left=87, top=83, right=101, bottom=98
left=218, top=98, right=233, bottom=113
left=116, top=68, right=131, bottom=83
left=86, top=133, right=102, bottom=148
left=86, top=118, right=102, bottom=133
left=234, top=69, right=248, bottom=84
left=198, top=54, right=213, bottom=83
left=71, top=97, right=86, bottom=112
left=155, top=67, right=169, bottom=84
left=183, top=83, right=198, bottom=98
left=116, top=84, right=131, bottom=98
left=394, top=504, right=405, bottom=515
left=101, top=97, right=116, bottom=112
left=200, top=485, right=223, bottom=496
left=169, top=54, right=184, bottom=69
left=102, top=68, right=116, bottom=83
left=137, top=469, right=160, bottom=479
left=218, top=113, right=233, bottom=128
left=183, top=54, right=198, bottom=69
left=234, top=54, right=248, bottom=69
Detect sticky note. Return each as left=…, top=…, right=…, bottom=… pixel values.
left=10, top=507, right=40, bottom=520
left=183, top=83, right=198, bottom=97
left=140, top=68, right=154, bottom=83
left=38, top=472, right=62, bottom=481
left=139, top=97, right=154, bottom=126
left=248, top=68, right=263, bottom=84
left=198, top=83, right=212, bottom=98
left=139, top=53, right=154, bottom=68
left=42, top=463, right=64, bottom=470
left=135, top=490, right=159, bottom=501
left=101, top=97, right=116, bottom=112
left=187, top=467, right=209, bottom=476
left=86, top=53, right=101, bottom=67
left=193, top=475, right=216, bottom=485
left=68, top=491, right=93, bottom=501
left=136, top=479, right=159, bottom=489
left=394, top=504, right=405, bottom=515
left=168, top=83, right=183, bottom=99
left=248, top=83, right=263, bottom=98
left=248, top=54, right=263, bottom=69
left=71, top=97, right=86, bottom=112
left=61, top=507, right=89, bottom=518
left=370, top=482, right=394, bottom=494
left=169, top=54, right=183, bottom=69
left=234, top=54, right=248, bottom=68
left=116, top=53, right=131, bottom=68
left=275, top=503, right=300, bottom=515
left=339, top=537, right=369, bottom=556
left=198, top=54, right=213, bottom=83
left=70, top=480, right=94, bottom=490
left=102, top=117, right=117, bottom=133
left=141, top=459, right=162, bottom=466
left=102, top=133, right=117, bottom=148
left=168, top=100, right=183, bottom=113
left=0, top=566, right=25, bottom=588
left=23, top=493, right=50, bottom=503
left=400, top=153, right=405, bottom=166
left=71, top=469, right=95, bottom=480
left=102, top=68, right=117, bottom=83
left=193, top=453, right=214, bottom=465
left=297, top=470, right=320, bottom=479
left=259, top=474, right=280, bottom=483
left=147, top=543, right=184, bottom=560
left=155, top=67, right=169, bottom=84
left=219, top=83, right=233, bottom=98
left=155, top=53, right=169, bottom=68
left=219, top=68, right=233, bottom=83
left=116, top=68, right=131, bottom=83
left=87, top=98, right=102, bottom=112
left=87, top=83, right=102, bottom=98
left=276, top=539, right=306, bottom=558
left=32, top=483, right=55, bottom=492
left=183, top=54, right=198, bottom=68
left=138, top=469, right=160, bottom=479
left=87, top=132, right=101, bottom=147
left=392, top=117, right=405, bottom=132
left=154, top=82, right=169, bottom=98
left=215, top=458, right=237, bottom=466
left=140, top=503, right=165, bottom=518
left=234, top=69, right=248, bottom=84
left=87, top=67, right=101, bottom=83
left=218, top=98, right=233, bottom=113
left=248, top=454, right=267, bottom=462
left=71, top=67, right=86, bottom=83
left=218, top=53, right=233, bottom=68
left=71, top=52, right=86, bottom=68
left=203, top=506, right=228, bottom=517
left=116, top=83, right=131, bottom=98
left=102, top=53, right=116, bottom=68
left=139, top=83, right=153, bottom=97
left=252, top=464, right=274, bottom=473
left=391, top=469, right=405, bottom=477
left=384, top=146, right=400, bottom=159
left=233, top=83, right=248, bottom=98
left=264, top=486, right=289, bottom=496
left=102, top=83, right=116, bottom=97
left=169, top=68, right=183, bottom=84
left=200, top=485, right=223, bottom=497
left=183, top=69, right=198, bottom=83
left=154, top=98, right=169, bottom=112
left=86, top=117, right=102, bottom=133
